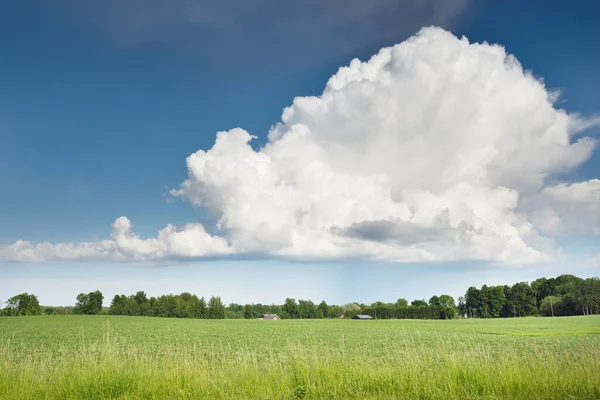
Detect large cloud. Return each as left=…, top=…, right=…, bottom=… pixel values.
left=2, top=27, right=598, bottom=264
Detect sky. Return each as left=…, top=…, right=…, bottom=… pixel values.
left=1, top=0, right=599, bottom=306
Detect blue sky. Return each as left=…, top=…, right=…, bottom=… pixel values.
left=1, top=1, right=599, bottom=306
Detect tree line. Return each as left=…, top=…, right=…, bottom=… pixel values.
left=109, top=292, right=226, bottom=319
left=2, top=274, right=599, bottom=319
left=460, top=275, right=600, bottom=318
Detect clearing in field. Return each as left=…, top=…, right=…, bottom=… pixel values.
left=0, top=315, right=599, bottom=399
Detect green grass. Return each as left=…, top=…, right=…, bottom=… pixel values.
left=1, top=316, right=599, bottom=399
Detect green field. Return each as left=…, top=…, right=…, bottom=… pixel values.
left=1, top=316, right=599, bottom=399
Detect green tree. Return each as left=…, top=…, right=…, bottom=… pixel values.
left=576, top=277, right=600, bottom=315
left=298, top=299, right=317, bottom=319
left=367, top=302, right=395, bottom=319
left=175, top=293, right=193, bottom=318
left=540, top=296, right=561, bottom=317
left=411, top=299, right=427, bottom=307
left=318, top=300, right=329, bottom=318
left=439, top=305, right=456, bottom=319
left=465, top=286, right=481, bottom=317
left=510, top=282, right=537, bottom=316
left=4, top=293, right=41, bottom=316
left=243, top=304, right=254, bottom=319
left=89, top=290, right=104, bottom=314
left=109, top=295, right=127, bottom=315
left=283, top=298, right=300, bottom=319
left=395, top=298, right=408, bottom=308
left=155, top=295, right=176, bottom=317
left=197, top=297, right=207, bottom=318
left=486, top=286, right=506, bottom=318
left=342, top=302, right=361, bottom=318
left=531, top=277, right=557, bottom=307
left=438, top=294, right=457, bottom=319
left=134, top=291, right=151, bottom=316
left=480, top=285, right=491, bottom=318
left=328, top=305, right=343, bottom=318
left=501, top=285, right=515, bottom=317
left=74, top=290, right=103, bottom=315
left=438, top=295, right=455, bottom=308
left=207, top=296, right=225, bottom=319
left=188, top=294, right=206, bottom=318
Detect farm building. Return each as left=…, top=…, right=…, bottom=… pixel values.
left=260, top=314, right=280, bottom=320
left=352, top=315, right=374, bottom=320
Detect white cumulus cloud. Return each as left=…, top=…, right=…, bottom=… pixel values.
left=0, top=217, right=231, bottom=262
left=2, top=27, right=599, bottom=264
left=526, top=180, right=600, bottom=237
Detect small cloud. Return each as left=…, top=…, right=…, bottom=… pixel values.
left=163, top=185, right=174, bottom=203
left=525, top=179, right=600, bottom=237
left=0, top=217, right=232, bottom=262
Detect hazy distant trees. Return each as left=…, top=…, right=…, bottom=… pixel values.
left=3, top=274, right=599, bottom=320
left=43, top=306, right=74, bottom=315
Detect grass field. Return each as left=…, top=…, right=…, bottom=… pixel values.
left=0, top=315, right=599, bottom=399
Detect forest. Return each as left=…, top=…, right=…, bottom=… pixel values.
left=2, top=274, right=599, bottom=319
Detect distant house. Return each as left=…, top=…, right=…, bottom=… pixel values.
left=260, top=314, right=280, bottom=320
left=352, top=315, right=374, bottom=320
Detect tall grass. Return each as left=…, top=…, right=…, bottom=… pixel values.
left=0, top=317, right=599, bottom=399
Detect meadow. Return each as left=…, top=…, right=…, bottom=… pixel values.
left=0, top=315, right=599, bottom=399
